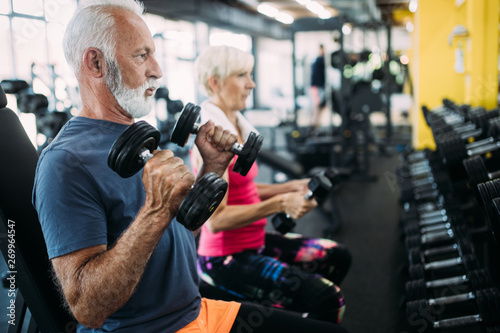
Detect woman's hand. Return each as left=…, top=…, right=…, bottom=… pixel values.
left=280, top=191, right=318, bottom=220
left=285, top=178, right=311, bottom=193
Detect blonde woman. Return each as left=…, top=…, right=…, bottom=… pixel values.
left=191, top=45, right=351, bottom=327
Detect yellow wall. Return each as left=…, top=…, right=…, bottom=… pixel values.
left=411, top=0, right=499, bottom=149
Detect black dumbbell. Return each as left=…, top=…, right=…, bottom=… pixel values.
left=407, top=237, right=474, bottom=266
left=464, top=156, right=500, bottom=191
left=272, top=174, right=332, bottom=234
left=403, top=208, right=470, bottom=240
left=431, top=108, right=498, bottom=142
left=107, top=121, right=228, bottom=231
left=399, top=200, right=447, bottom=224
left=405, top=268, right=493, bottom=302
left=408, top=253, right=481, bottom=282
left=437, top=134, right=500, bottom=181
left=477, top=180, right=500, bottom=246
left=406, top=287, right=500, bottom=332
left=170, top=103, right=263, bottom=176
left=404, top=217, right=468, bottom=252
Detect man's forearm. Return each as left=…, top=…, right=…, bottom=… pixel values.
left=54, top=208, right=173, bottom=328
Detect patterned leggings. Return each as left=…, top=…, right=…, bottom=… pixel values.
left=198, top=232, right=352, bottom=324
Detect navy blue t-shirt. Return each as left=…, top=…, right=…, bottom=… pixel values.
left=33, top=117, right=201, bottom=332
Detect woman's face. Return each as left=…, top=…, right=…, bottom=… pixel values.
left=217, top=68, right=255, bottom=112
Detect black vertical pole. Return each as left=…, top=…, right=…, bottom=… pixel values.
left=251, top=35, right=258, bottom=110
left=291, top=32, right=298, bottom=129
left=385, top=20, right=393, bottom=142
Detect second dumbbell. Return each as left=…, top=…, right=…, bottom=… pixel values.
left=170, top=103, right=263, bottom=176
left=272, top=173, right=332, bottom=234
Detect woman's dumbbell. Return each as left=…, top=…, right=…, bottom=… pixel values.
left=272, top=173, right=332, bottom=234
left=107, top=121, right=228, bottom=231
left=170, top=103, right=263, bottom=176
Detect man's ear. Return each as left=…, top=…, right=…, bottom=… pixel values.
left=82, top=47, right=105, bottom=78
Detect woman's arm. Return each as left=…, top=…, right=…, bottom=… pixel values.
left=256, top=179, right=310, bottom=200
left=191, top=146, right=316, bottom=234
left=204, top=170, right=289, bottom=233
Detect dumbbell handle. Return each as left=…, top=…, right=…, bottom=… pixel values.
left=139, top=148, right=154, bottom=164
left=138, top=148, right=197, bottom=190
left=425, top=274, right=467, bottom=288
left=420, top=209, right=447, bottom=219
left=424, top=256, right=462, bottom=270
left=428, top=291, right=474, bottom=306
left=422, top=243, right=458, bottom=258
left=489, top=170, right=500, bottom=180
left=304, top=189, right=314, bottom=201
left=467, top=136, right=494, bottom=150
left=459, top=128, right=482, bottom=140
left=192, top=123, right=245, bottom=154
left=454, top=123, right=476, bottom=133
left=420, top=228, right=454, bottom=244
left=433, top=314, right=481, bottom=329
left=419, top=222, right=450, bottom=234
left=467, top=139, right=500, bottom=156
left=281, top=190, right=315, bottom=219
left=418, top=214, right=448, bottom=226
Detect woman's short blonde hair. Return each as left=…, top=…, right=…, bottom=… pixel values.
left=194, top=45, right=255, bottom=97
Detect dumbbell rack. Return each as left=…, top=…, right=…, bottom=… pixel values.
left=396, top=100, right=500, bottom=332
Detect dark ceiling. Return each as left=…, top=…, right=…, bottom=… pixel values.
left=140, top=0, right=410, bottom=39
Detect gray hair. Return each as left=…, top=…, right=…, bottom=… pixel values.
left=63, top=0, right=144, bottom=77
left=194, top=45, right=255, bottom=97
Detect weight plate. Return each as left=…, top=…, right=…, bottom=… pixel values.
left=114, top=122, right=160, bottom=178
left=456, top=238, right=474, bottom=257
left=490, top=198, right=500, bottom=246
left=479, top=109, right=499, bottom=130
left=177, top=172, right=228, bottom=230
left=406, top=300, right=434, bottom=332
left=405, top=235, right=421, bottom=251
left=405, top=280, right=426, bottom=302
left=468, top=269, right=493, bottom=291
left=409, top=264, right=425, bottom=280
left=108, top=121, right=160, bottom=178
left=233, top=132, right=263, bottom=176
left=488, top=117, right=500, bottom=139
left=463, top=156, right=489, bottom=190
left=404, top=223, right=421, bottom=237
left=408, top=248, right=423, bottom=266
left=272, top=213, right=296, bottom=234
left=488, top=288, right=500, bottom=325
left=478, top=180, right=500, bottom=244
left=170, top=102, right=200, bottom=147
left=414, top=279, right=427, bottom=301
left=308, top=174, right=333, bottom=199
left=462, top=253, right=481, bottom=273
left=477, top=288, right=500, bottom=326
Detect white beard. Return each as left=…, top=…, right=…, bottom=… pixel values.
left=105, top=58, right=159, bottom=119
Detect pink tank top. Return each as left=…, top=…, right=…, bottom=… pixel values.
left=197, top=158, right=266, bottom=257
